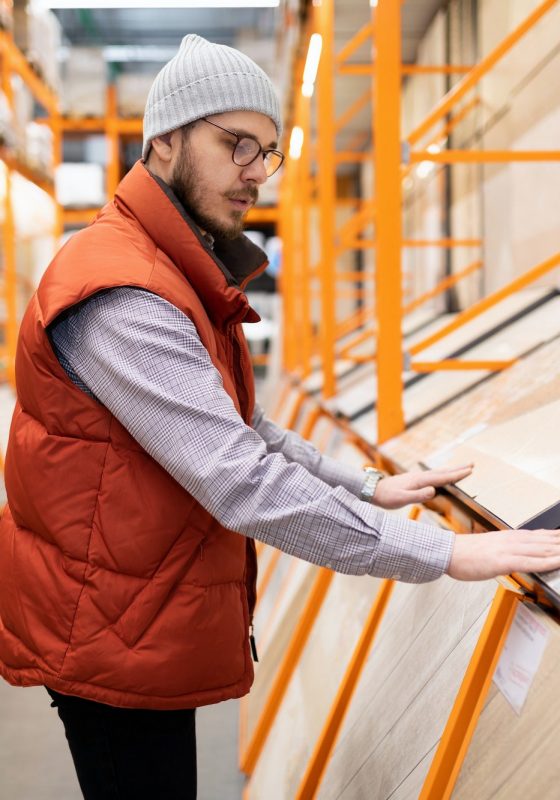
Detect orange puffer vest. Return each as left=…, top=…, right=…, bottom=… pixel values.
left=0, top=162, right=267, bottom=709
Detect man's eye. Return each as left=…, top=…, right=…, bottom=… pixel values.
left=237, top=140, right=255, bottom=157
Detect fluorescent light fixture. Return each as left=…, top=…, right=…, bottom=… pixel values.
left=301, top=33, right=322, bottom=99
left=59, top=44, right=179, bottom=62
left=427, top=143, right=441, bottom=154
left=39, top=0, right=279, bottom=8
left=417, top=161, right=435, bottom=179
left=289, top=126, right=304, bottom=160
left=370, top=0, right=378, bottom=7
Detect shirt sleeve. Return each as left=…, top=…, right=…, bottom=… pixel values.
left=251, top=403, right=365, bottom=498
left=48, top=286, right=454, bottom=583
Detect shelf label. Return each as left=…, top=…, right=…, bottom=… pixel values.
left=493, top=602, right=549, bottom=715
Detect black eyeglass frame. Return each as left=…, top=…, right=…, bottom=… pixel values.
left=200, top=117, right=284, bottom=177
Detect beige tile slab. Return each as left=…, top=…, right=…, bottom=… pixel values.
left=247, top=572, right=383, bottom=800
left=380, top=335, right=560, bottom=471
left=424, top=399, right=560, bottom=527
left=354, top=295, right=560, bottom=446
left=453, top=606, right=560, bottom=800
left=317, top=578, right=497, bottom=800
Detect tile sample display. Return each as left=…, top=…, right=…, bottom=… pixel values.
left=316, top=577, right=498, bottom=799
left=352, top=293, right=560, bottom=445
left=424, top=399, right=560, bottom=528
left=246, top=571, right=383, bottom=800
left=380, top=333, right=560, bottom=471
left=453, top=605, right=560, bottom=800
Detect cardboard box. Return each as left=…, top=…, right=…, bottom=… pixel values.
left=61, top=47, right=107, bottom=117
left=55, top=162, right=106, bottom=208
left=116, top=72, right=156, bottom=118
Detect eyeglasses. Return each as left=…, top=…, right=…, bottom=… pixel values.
left=200, top=118, right=284, bottom=178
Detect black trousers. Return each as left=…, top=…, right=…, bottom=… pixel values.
left=46, top=688, right=197, bottom=800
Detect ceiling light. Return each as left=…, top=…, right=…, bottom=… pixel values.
left=302, top=33, right=322, bottom=98
left=417, top=161, right=435, bottom=179
left=38, top=0, right=279, bottom=8
left=289, top=126, right=304, bottom=160
left=59, top=44, right=179, bottom=62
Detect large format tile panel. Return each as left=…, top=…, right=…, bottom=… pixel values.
left=316, top=577, right=497, bottom=799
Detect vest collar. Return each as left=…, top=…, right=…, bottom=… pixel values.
left=114, top=161, right=267, bottom=330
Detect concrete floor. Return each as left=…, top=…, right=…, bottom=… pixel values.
left=0, top=680, right=245, bottom=799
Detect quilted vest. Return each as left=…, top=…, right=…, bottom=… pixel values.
left=0, top=161, right=267, bottom=709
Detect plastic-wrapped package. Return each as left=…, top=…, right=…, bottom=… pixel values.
left=61, top=47, right=107, bottom=117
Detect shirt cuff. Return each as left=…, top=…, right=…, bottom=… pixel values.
left=370, top=514, right=455, bottom=584
left=315, top=454, right=366, bottom=498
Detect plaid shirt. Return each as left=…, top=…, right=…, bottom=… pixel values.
left=48, top=286, right=454, bottom=583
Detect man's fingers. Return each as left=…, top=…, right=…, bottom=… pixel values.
left=425, top=465, right=473, bottom=485
left=508, top=529, right=560, bottom=560
left=507, top=529, right=560, bottom=546
left=408, top=465, right=474, bottom=489
left=448, top=529, right=560, bottom=581
left=408, top=486, right=436, bottom=503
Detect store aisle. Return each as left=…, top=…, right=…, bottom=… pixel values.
left=0, top=679, right=244, bottom=798
left=0, top=682, right=81, bottom=800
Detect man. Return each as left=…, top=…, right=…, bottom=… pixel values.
left=0, top=34, right=559, bottom=800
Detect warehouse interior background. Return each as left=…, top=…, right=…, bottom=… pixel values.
left=1, top=0, right=560, bottom=798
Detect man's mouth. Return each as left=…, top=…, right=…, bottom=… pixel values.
left=226, top=191, right=258, bottom=212
left=229, top=197, right=252, bottom=211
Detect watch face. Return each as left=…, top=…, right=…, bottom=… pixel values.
left=361, top=469, right=382, bottom=501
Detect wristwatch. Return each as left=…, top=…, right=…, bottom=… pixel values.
left=360, top=466, right=384, bottom=503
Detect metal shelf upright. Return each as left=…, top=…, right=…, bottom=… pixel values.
left=271, top=3, right=560, bottom=798
left=0, top=30, right=60, bottom=383
left=281, top=0, right=560, bottom=446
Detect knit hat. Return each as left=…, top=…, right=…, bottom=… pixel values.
left=142, top=34, right=282, bottom=161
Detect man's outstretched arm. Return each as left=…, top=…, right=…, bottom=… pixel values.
left=252, top=404, right=473, bottom=509
left=49, top=286, right=560, bottom=584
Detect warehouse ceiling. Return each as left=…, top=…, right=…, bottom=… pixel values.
left=54, top=7, right=276, bottom=59
left=54, top=0, right=445, bottom=78
left=53, top=0, right=447, bottom=199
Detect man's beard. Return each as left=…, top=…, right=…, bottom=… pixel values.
left=169, top=137, right=258, bottom=240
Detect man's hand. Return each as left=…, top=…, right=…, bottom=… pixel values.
left=448, top=529, right=560, bottom=581
left=373, top=465, right=473, bottom=510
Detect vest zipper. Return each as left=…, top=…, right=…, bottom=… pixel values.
left=228, top=324, right=251, bottom=420
left=226, top=325, right=235, bottom=371
left=249, top=623, right=259, bottom=663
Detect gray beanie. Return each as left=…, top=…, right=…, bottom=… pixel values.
left=142, top=34, right=282, bottom=161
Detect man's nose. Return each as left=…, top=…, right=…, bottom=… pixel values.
left=241, top=157, right=268, bottom=185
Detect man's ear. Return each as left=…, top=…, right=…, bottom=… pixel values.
left=150, top=132, right=174, bottom=162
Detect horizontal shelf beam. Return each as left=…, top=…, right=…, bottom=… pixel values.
left=338, top=63, right=472, bottom=76
left=409, top=359, right=516, bottom=372
left=0, top=147, right=54, bottom=196
left=61, top=205, right=278, bottom=228
left=411, top=149, right=560, bottom=163
left=0, top=31, right=58, bottom=116
left=408, top=250, right=560, bottom=356
left=52, top=117, right=143, bottom=135
left=245, top=206, right=278, bottom=224
left=62, top=208, right=101, bottom=225
left=341, top=238, right=481, bottom=250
